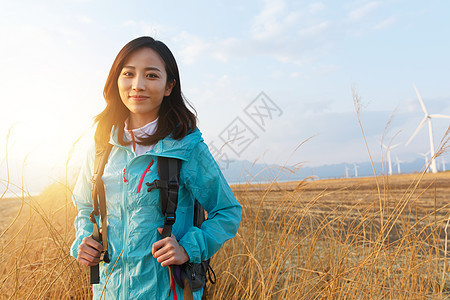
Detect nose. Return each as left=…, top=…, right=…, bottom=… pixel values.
left=132, top=75, right=145, bottom=91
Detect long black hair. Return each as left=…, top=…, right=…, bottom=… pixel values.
left=95, top=36, right=197, bottom=146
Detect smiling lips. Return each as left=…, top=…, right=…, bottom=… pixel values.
left=129, top=95, right=149, bottom=100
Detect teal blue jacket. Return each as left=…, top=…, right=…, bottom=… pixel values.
left=70, top=128, right=242, bottom=299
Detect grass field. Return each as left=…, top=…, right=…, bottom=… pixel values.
left=1, top=171, right=450, bottom=299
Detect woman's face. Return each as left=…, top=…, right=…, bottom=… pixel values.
left=117, top=47, right=174, bottom=129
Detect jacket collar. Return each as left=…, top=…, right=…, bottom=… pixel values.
left=124, top=117, right=158, bottom=143
left=109, top=126, right=203, bottom=161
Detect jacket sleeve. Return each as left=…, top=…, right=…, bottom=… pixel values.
left=178, top=142, right=242, bottom=263
left=70, top=144, right=95, bottom=259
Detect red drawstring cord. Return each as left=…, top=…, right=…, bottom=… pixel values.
left=128, top=130, right=136, bottom=152
left=171, top=270, right=178, bottom=300
left=123, top=168, right=128, bottom=183
left=137, top=160, right=154, bottom=193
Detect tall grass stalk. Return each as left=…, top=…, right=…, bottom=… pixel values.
left=1, top=125, right=449, bottom=298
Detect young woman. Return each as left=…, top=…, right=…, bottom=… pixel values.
left=70, top=36, right=242, bottom=299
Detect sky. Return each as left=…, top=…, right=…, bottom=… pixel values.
left=0, top=0, right=449, bottom=195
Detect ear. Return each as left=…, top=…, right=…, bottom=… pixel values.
left=164, top=79, right=176, bottom=96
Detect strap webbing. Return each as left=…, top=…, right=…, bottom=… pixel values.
left=90, top=222, right=101, bottom=284
left=150, top=156, right=210, bottom=298
left=90, top=143, right=112, bottom=284
left=158, top=157, right=180, bottom=239
left=158, top=157, right=183, bottom=300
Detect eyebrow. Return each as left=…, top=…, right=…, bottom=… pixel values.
left=122, top=66, right=162, bottom=72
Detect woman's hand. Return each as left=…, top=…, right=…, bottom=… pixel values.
left=152, top=228, right=189, bottom=267
left=77, top=235, right=103, bottom=267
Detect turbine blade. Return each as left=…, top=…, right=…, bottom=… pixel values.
left=406, top=117, right=427, bottom=146
left=429, top=114, right=450, bottom=119
left=413, top=84, right=428, bottom=116
left=391, top=143, right=401, bottom=149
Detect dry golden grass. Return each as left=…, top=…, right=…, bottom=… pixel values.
left=0, top=183, right=91, bottom=299
left=1, top=100, right=450, bottom=298
left=211, top=172, right=450, bottom=299
left=1, top=171, right=450, bottom=299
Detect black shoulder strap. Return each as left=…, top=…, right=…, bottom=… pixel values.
left=146, top=156, right=211, bottom=297
left=146, top=157, right=207, bottom=239
left=158, top=157, right=181, bottom=238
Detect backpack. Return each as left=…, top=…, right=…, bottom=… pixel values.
left=89, top=145, right=216, bottom=298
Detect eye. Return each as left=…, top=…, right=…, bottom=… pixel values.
left=122, top=71, right=134, bottom=77
left=146, top=73, right=158, bottom=78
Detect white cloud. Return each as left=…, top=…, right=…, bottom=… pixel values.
left=298, top=21, right=329, bottom=37
left=197, top=29, right=325, bottom=68
left=209, top=38, right=240, bottom=63
left=250, top=0, right=301, bottom=40
left=172, top=31, right=211, bottom=65
left=348, top=1, right=381, bottom=22
left=373, top=16, right=396, bottom=30
left=211, top=51, right=229, bottom=63
left=143, top=1, right=334, bottom=69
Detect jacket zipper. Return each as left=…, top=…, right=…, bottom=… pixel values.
left=137, top=159, right=154, bottom=193
left=122, top=184, right=129, bottom=300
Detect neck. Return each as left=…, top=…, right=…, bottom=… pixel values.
left=128, top=114, right=158, bottom=130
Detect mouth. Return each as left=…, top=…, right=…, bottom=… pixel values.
left=129, top=95, right=149, bottom=101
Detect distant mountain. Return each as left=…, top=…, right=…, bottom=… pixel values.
left=221, top=158, right=431, bottom=184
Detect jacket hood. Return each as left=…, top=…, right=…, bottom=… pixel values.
left=109, top=126, right=204, bottom=161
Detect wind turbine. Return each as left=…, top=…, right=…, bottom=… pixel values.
left=395, top=155, right=403, bottom=174
left=344, top=165, right=349, bottom=178
left=353, top=163, right=359, bottom=177
left=442, top=157, right=446, bottom=172
left=405, top=85, right=450, bottom=173
left=419, top=151, right=431, bottom=172
left=380, top=142, right=401, bottom=175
